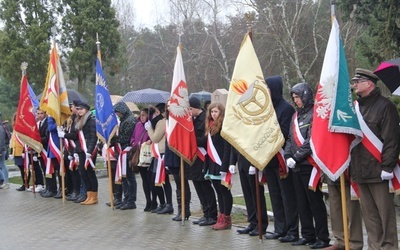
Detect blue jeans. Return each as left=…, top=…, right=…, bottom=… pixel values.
left=0, top=150, right=8, bottom=183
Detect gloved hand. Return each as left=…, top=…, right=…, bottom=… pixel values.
left=220, top=171, right=227, bottom=179
left=57, top=131, right=65, bottom=138
left=381, top=170, right=394, bottom=180
left=85, top=152, right=92, bottom=159
left=73, top=153, right=79, bottom=163
left=67, top=155, right=73, bottom=161
left=8, top=155, right=14, bottom=160
left=21, top=153, right=25, bottom=159
left=32, top=156, right=38, bottom=162
left=229, top=165, right=236, bottom=174
left=144, top=121, right=151, bottom=131
left=249, top=166, right=256, bottom=175
left=286, top=158, right=296, bottom=169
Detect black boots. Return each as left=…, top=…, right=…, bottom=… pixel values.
left=157, top=204, right=174, bottom=214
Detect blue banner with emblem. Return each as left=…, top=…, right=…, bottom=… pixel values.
left=95, top=58, right=118, bottom=145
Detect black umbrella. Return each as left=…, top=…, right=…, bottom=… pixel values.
left=37, top=89, right=88, bottom=103
left=122, top=88, right=170, bottom=103
left=189, top=90, right=211, bottom=101
left=374, top=58, right=400, bottom=96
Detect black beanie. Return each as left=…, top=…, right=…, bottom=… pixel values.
left=189, top=97, right=201, bottom=109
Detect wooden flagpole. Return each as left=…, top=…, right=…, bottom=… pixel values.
left=180, top=158, right=185, bottom=226
left=96, top=34, right=114, bottom=209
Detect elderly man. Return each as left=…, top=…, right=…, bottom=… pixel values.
left=350, top=68, right=399, bottom=250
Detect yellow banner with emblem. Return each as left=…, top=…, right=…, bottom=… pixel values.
left=221, top=34, right=284, bottom=171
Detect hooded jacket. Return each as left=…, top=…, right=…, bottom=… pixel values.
left=284, top=83, right=314, bottom=172
left=265, top=76, right=295, bottom=168
left=113, top=102, right=136, bottom=149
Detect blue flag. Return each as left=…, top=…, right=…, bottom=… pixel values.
left=28, top=83, right=39, bottom=113
left=95, top=58, right=118, bottom=144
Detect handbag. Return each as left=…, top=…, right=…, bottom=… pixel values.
left=138, top=143, right=152, bottom=167
left=129, top=131, right=146, bottom=173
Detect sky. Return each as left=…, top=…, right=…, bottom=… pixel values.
left=132, top=0, right=169, bottom=28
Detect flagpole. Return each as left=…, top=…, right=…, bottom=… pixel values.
left=96, top=34, right=114, bottom=209
left=245, top=11, right=263, bottom=242
left=331, top=1, right=350, bottom=249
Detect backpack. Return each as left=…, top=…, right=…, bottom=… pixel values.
left=2, top=123, right=11, bottom=145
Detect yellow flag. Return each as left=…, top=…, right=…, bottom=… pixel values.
left=221, top=34, right=284, bottom=171
left=39, top=41, right=71, bottom=126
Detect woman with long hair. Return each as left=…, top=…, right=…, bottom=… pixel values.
left=204, top=102, right=233, bottom=230
left=74, top=102, right=98, bottom=205
left=130, top=108, right=151, bottom=211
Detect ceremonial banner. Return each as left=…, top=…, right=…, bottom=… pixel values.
left=39, top=42, right=71, bottom=126
left=14, top=71, right=43, bottom=153
left=167, top=46, right=198, bottom=165
left=221, top=34, right=284, bottom=170
left=95, top=58, right=118, bottom=145
left=310, top=17, right=362, bottom=181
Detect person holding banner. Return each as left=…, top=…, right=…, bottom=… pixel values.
left=262, top=76, right=298, bottom=242
left=188, top=96, right=218, bottom=226
left=74, top=101, right=99, bottom=205
left=204, top=102, right=233, bottom=230
left=284, top=83, right=330, bottom=249
left=113, top=102, right=137, bottom=210
left=350, top=68, right=399, bottom=250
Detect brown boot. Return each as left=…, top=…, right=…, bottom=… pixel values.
left=84, top=192, right=98, bottom=205
left=214, top=215, right=231, bottom=230
left=81, top=192, right=92, bottom=205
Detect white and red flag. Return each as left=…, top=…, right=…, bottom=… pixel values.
left=310, top=17, right=362, bottom=181
left=167, top=45, right=197, bottom=165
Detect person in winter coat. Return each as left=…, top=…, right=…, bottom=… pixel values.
left=349, top=68, right=399, bottom=250
left=262, top=76, right=298, bottom=242
left=113, top=101, right=137, bottom=210
left=204, top=102, right=233, bottom=230
left=284, top=83, right=330, bottom=249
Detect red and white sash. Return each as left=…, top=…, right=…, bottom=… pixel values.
left=207, top=133, right=222, bottom=166
left=117, top=145, right=131, bottom=177
left=355, top=102, right=400, bottom=192
left=114, top=144, right=123, bottom=184
left=293, top=113, right=321, bottom=191
left=197, top=147, right=206, bottom=162
left=78, top=131, right=96, bottom=169
left=152, top=143, right=165, bottom=186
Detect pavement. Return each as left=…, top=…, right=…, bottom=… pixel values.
left=1, top=165, right=400, bottom=249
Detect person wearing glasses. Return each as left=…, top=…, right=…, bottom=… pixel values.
left=350, top=68, right=399, bottom=250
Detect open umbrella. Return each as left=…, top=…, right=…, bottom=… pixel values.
left=110, top=95, right=123, bottom=105
left=36, top=88, right=88, bottom=103
left=189, top=90, right=211, bottom=101
left=122, top=88, right=170, bottom=103
left=374, top=58, right=400, bottom=95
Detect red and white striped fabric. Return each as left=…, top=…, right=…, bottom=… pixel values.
left=221, top=172, right=232, bottom=189
left=258, top=169, right=266, bottom=185
left=206, top=133, right=222, bottom=165
left=114, top=144, right=123, bottom=184
left=78, top=131, right=96, bottom=169
left=152, top=143, right=165, bottom=186
left=197, top=147, right=206, bottom=162
left=118, top=145, right=131, bottom=178
left=23, top=145, right=29, bottom=177
left=293, top=113, right=321, bottom=191
left=355, top=102, right=400, bottom=193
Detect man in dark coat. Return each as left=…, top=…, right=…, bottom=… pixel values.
left=189, top=97, right=218, bottom=226
left=350, top=68, right=399, bottom=250
left=262, top=76, right=298, bottom=242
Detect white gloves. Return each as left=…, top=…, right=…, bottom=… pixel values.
left=67, top=155, right=73, bottom=161
left=229, top=165, right=236, bottom=174
left=8, top=155, right=14, bottom=160
left=286, top=158, right=296, bottom=169
left=57, top=131, right=65, bottom=138
left=32, top=156, right=38, bottom=162
left=381, top=170, right=394, bottom=180
left=144, top=121, right=151, bottom=131
left=249, top=166, right=256, bottom=175
left=21, top=153, right=25, bottom=159
left=220, top=171, right=227, bottom=179
left=86, top=153, right=92, bottom=159
left=73, top=153, right=79, bottom=163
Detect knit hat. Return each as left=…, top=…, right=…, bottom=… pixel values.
left=189, top=97, right=201, bottom=109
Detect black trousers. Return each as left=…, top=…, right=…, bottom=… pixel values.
left=172, top=172, right=191, bottom=211
left=264, top=166, right=299, bottom=236
left=292, top=169, right=329, bottom=242
left=139, top=166, right=151, bottom=204
left=211, top=180, right=233, bottom=215
left=78, top=152, right=98, bottom=192
left=192, top=179, right=217, bottom=219
left=238, top=168, right=268, bottom=230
